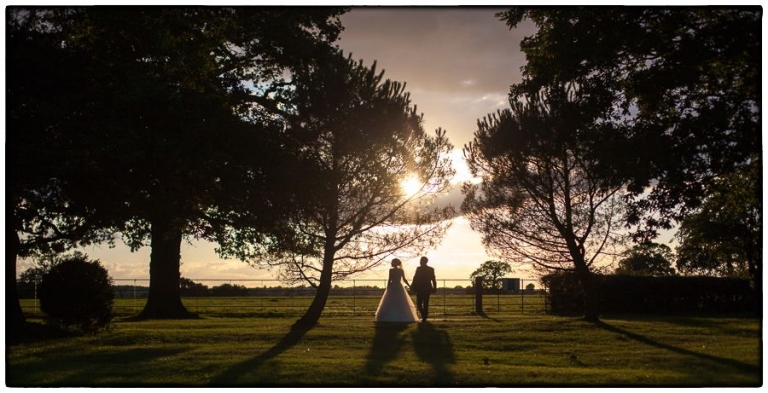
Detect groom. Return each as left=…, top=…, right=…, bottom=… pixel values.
left=411, top=256, right=437, bottom=322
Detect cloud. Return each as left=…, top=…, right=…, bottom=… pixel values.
left=430, top=184, right=465, bottom=213
left=338, top=7, right=535, bottom=147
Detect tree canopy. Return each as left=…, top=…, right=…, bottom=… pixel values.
left=675, top=162, right=761, bottom=291
left=485, top=7, right=762, bottom=318
left=614, top=243, right=676, bottom=277
left=499, top=7, right=761, bottom=240
left=470, top=260, right=512, bottom=291
left=6, top=7, right=348, bottom=321
left=222, top=50, right=455, bottom=327
left=463, top=84, right=625, bottom=322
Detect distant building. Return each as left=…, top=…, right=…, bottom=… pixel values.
left=501, top=278, right=521, bottom=292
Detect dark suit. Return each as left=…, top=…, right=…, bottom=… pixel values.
left=411, top=265, right=436, bottom=321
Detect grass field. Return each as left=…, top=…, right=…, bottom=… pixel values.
left=20, top=293, right=548, bottom=317
left=6, top=312, right=761, bottom=387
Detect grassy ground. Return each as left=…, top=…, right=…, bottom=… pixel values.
left=20, top=293, right=548, bottom=317
left=6, top=313, right=761, bottom=387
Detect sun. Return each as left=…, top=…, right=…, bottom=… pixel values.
left=400, top=175, right=422, bottom=197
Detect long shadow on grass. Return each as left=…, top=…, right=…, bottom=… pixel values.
left=362, top=322, right=410, bottom=381
left=7, top=346, right=190, bottom=387
left=476, top=310, right=503, bottom=322
left=597, top=321, right=760, bottom=375
left=7, top=322, right=81, bottom=346
left=411, top=322, right=455, bottom=385
left=660, top=316, right=761, bottom=336
left=212, top=322, right=312, bottom=386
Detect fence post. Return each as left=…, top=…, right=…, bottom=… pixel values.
left=521, top=280, right=525, bottom=314
left=34, top=280, right=38, bottom=315
left=474, top=277, right=483, bottom=314
left=353, top=280, right=356, bottom=317
left=442, top=279, right=446, bottom=316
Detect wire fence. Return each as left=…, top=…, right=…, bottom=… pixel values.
left=18, top=278, right=547, bottom=318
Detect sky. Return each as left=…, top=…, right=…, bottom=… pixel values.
left=15, top=7, right=541, bottom=286
left=334, top=7, right=536, bottom=280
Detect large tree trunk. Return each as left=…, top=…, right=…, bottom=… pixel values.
left=745, top=238, right=761, bottom=312
left=137, top=216, right=197, bottom=319
left=6, top=213, right=26, bottom=333
left=295, top=247, right=335, bottom=328
left=578, top=270, right=600, bottom=323
left=573, top=257, right=600, bottom=323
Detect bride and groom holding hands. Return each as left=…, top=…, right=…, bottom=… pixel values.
left=374, top=256, right=437, bottom=324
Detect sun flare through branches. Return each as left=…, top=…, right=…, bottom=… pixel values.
left=400, top=174, right=423, bottom=197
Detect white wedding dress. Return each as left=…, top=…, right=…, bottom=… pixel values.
left=374, top=268, right=420, bottom=323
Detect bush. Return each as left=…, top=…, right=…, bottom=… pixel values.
left=542, top=272, right=757, bottom=315
left=210, top=283, right=250, bottom=297
left=39, top=255, right=115, bottom=334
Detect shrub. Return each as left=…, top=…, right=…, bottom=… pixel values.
left=39, top=255, right=115, bottom=334
left=542, top=272, right=757, bottom=315
left=210, top=283, right=250, bottom=297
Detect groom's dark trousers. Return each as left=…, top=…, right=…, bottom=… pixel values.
left=416, top=291, right=431, bottom=321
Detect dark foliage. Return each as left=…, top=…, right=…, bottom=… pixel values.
left=543, top=272, right=757, bottom=315
left=210, top=283, right=250, bottom=297
left=614, top=243, right=676, bottom=277
left=179, top=277, right=210, bottom=297
left=499, top=7, right=761, bottom=240
left=469, top=261, right=512, bottom=291
left=675, top=161, right=761, bottom=295
left=7, top=7, right=348, bottom=320
left=231, top=49, right=455, bottom=327
left=39, top=255, right=115, bottom=334
left=463, top=84, right=624, bottom=323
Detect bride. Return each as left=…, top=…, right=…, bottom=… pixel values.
left=374, top=258, right=419, bottom=323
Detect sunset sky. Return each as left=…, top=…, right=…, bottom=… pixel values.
left=16, top=7, right=542, bottom=286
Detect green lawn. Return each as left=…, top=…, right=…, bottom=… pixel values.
left=20, top=293, right=548, bottom=317
left=6, top=314, right=761, bottom=387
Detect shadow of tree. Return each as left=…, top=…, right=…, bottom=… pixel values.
left=7, top=346, right=191, bottom=387
left=411, top=322, right=455, bottom=385
left=596, top=321, right=760, bottom=375
left=7, top=321, right=82, bottom=346
left=212, top=322, right=313, bottom=385
left=475, top=310, right=503, bottom=322
left=362, top=322, right=410, bottom=380
left=659, top=315, right=761, bottom=336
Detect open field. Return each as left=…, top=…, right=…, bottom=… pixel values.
left=6, top=313, right=761, bottom=387
left=20, top=293, right=548, bottom=317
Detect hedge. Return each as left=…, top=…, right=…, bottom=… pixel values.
left=542, top=273, right=757, bottom=315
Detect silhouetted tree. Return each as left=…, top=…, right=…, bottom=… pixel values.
left=223, top=51, right=455, bottom=327
left=614, top=243, right=676, bottom=277
left=179, top=277, right=210, bottom=297
left=499, top=7, right=761, bottom=241
left=469, top=260, right=512, bottom=292
left=17, top=251, right=92, bottom=297
left=210, top=283, right=250, bottom=297
left=6, top=8, right=116, bottom=331
left=463, top=84, right=626, bottom=323
left=7, top=7, right=347, bottom=320
left=17, top=255, right=55, bottom=300
left=675, top=162, right=761, bottom=292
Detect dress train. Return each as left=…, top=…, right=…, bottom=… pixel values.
left=375, top=280, right=419, bottom=323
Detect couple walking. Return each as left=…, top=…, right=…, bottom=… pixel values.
left=375, top=256, right=436, bottom=323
